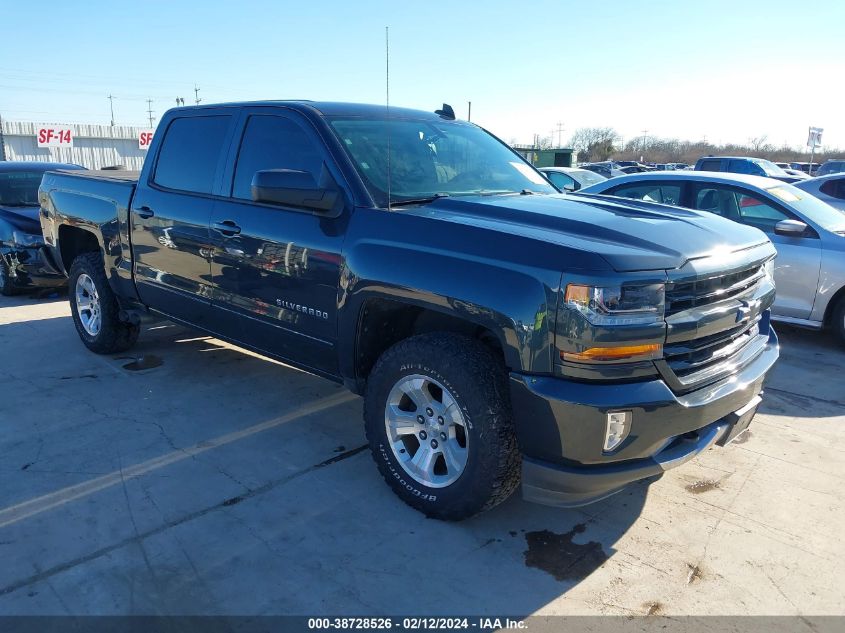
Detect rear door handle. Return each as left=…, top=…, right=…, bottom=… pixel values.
left=135, top=206, right=154, bottom=219
left=212, top=220, right=241, bottom=236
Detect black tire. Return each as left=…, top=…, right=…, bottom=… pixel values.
left=364, top=332, right=520, bottom=520
left=832, top=295, right=845, bottom=348
left=0, top=257, right=19, bottom=296
left=68, top=252, right=139, bottom=354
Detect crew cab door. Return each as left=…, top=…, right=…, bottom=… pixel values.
left=129, top=111, right=236, bottom=325
left=688, top=182, right=822, bottom=319
left=207, top=108, right=347, bottom=375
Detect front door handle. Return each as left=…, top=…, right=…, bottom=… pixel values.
left=135, top=206, right=154, bottom=219
left=213, top=220, right=241, bottom=236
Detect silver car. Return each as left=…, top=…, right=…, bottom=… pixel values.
left=579, top=171, right=845, bottom=343
left=793, top=174, right=845, bottom=212
left=539, top=166, right=607, bottom=191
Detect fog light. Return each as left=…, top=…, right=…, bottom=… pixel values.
left=604, top=411, right=631, bottom=452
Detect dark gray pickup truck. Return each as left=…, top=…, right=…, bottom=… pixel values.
left=39, top=101, right=779, bottom=519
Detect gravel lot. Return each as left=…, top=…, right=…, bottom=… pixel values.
left=1, top=293, right=843, bottom=616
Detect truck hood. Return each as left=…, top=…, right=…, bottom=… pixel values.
left=0, top=204, right=41, bottom=235
left=407, top=193, right=770, bottom=272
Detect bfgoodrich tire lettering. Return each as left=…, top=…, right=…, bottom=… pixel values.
left=364, top=332, right=520, bottom=520
left=69, top=252, right=139, bottom=354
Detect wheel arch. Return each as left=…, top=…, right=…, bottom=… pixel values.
left=57, top=225, right=103, bottom=274
left=823, top=282, right=845, bottom=328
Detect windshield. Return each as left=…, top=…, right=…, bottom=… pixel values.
left=0, top=171, right=45, bottom=206
left=767, top=184, right=845, bottom=232
left=754, top=158, right=788, bottom=177
left=572, top=169, right=606, bottom=186
left=329, top=117, right=555, bottom=206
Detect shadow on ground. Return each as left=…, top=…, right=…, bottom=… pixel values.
left=0, top=295, right=650, bottom=615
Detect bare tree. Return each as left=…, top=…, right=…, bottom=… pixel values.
left=569, top=127, right=621, bottom=162
left=748, top=135, right=772, bottom=153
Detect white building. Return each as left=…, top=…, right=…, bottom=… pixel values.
left=0, top=120, right=151, bottom=170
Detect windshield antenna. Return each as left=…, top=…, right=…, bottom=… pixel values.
left=385, top=25, right=392, bottom=211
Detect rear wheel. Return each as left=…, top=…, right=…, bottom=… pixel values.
left=69, top=252, right=139, bottom=354
left=364, top=332, right=520, bottom=520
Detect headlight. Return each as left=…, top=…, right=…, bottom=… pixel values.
left=11, top=230, right=43, bottom=248
left=564, top=283, right=665, bottom=326
left=763, top=258, right=775, bottom=282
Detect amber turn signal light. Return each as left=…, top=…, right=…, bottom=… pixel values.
left=561, top=343, right=662, bottom=362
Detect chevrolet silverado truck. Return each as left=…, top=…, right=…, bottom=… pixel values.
left=39, top=101, right=779, bottom=520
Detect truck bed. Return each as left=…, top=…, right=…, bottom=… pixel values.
left=54, top=169, right=140, bottom=182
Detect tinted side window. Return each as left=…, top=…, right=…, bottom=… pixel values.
left=153, top=116, right=231, bottom=194
left=691, top=183, right=789, bottom=230
left=820, top=179, right=845, bottom=200
left=728, top=159, right=764, bottom=176
left=232, top=115, right=323, bottom=200
left=698, top=159, right=722, bottom=171
left=692, top=185, right=740, bottom=221
left=610, top=183, right=682, bottom=205
left=736, top=193, right=789, bottom=232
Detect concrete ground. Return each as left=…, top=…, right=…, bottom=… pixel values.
left=1, top=292, right=843, bottom=617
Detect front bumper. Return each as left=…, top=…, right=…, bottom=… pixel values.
left=510, top=326, right=778, bottom=507
left=0, top=246, right=66, bottom=290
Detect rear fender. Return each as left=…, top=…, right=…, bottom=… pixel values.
left=42, top=187, right=138, bottom=302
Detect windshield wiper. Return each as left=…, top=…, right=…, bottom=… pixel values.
left=388, top=193, right=450, bottom=208
left=471, top=189, right=539, bottom=197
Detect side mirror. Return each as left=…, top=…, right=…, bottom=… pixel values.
left=563, top=183, right=576, bottom=192
left=251, top=169, right=339, bottom=212
left=774, top=219, right=809, bottom=237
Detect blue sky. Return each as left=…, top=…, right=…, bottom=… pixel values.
left=1, top=0, right=842, bottom=149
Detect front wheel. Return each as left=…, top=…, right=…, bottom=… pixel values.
left=0, top=257, right=18, bottom=296
left=68, top=252, right=139, bottom=354
left=364, top=333, right=520, bottom=520
left=832, top=295, right=845, bottom=348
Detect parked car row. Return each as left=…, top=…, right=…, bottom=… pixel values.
left=694, top=156, right=805, bottom=183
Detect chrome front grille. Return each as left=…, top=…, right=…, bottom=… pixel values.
left=665, top=264, right=765, bottom=316
left=663, top=318, right=766, bottom=389
left=659, top=260, right=773, bottom=392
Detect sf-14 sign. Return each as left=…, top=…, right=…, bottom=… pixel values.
left=37, top=127, right=73, bottom=148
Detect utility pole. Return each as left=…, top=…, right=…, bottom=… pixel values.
left=467, top=101, right=471, bottom=122
left=108, top=95, right=115, bottom=126
left=641, top=129, right=648, bottom=156
left=146, top=99, right=155, bottom=128
left=555, top=122, right=565, bottom=148
left=194, top=85, right=201, bottom=105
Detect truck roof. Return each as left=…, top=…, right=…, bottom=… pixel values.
left=167, top=101, right=449, bottom=121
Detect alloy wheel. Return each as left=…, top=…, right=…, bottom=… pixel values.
left=384, top=373, right=469, bottom=488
